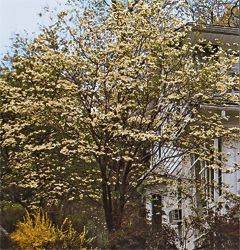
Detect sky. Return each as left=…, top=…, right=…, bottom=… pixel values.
left=0, top=0, right=62, bottom=56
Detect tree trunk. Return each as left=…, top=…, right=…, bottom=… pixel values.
left=100, top=168, right=114, bottom=233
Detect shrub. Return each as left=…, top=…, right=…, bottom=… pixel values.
left=11, top=210, right=58, bottom=249
left=56, top=218, right=96, bottom=249
left=11, top=209, right=95, bottom=250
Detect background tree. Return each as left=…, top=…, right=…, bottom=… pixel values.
left=185, top=0, right=238, bottom=25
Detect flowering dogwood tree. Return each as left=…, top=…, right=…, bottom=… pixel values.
left=0, top=0, right=238, bottom=237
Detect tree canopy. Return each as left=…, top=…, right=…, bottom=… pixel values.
left=1, top=0, right=239, bottom=243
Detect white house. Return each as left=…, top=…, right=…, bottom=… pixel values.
left=147, top=24, right=240, bottom=250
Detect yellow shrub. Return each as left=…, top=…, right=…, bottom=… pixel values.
left=11, top=210, right=96, bottom=250
left=58, top=218, right=96, bottom=249
left=11, top=210, right=58, bottom=250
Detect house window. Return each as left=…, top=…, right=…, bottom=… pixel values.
left=205, top=149, right=215, bottom=202
left=210, top=167, right=215, bottom=200
left=152, top=194, right=162, bottom=230
left=204, top=165, right=215, bottom=201
left=216, top=138, right=222, bottom=196
left=191, top=154, right=215, bottom=207
left=192, top=138, right=224, bottom=204
left=169, top=209, right=182, bottom=224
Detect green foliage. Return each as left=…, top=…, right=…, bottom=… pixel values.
left=0, top=201, right=25, bottom=248
left=109, top=199, right=179, bottom=250
left=190, top=204, right=240, bottom=249
left=110, top=222, right=179, bottom=250
left=146, top=224, right=179, bottom=250
left=0, top=201, right=25, bottom=231
left=11, top=209, right=95, bottom=250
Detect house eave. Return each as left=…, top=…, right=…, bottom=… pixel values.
left=178, top=23, right=240, bottom=48
left=200, top=104, right=240, bottom=111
